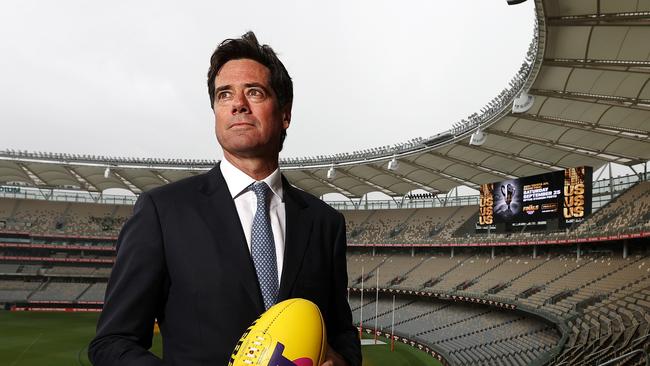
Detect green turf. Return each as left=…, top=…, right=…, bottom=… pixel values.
left=0, top=311, right=440, bottom=366
left=0, top=311, right=162, bottom=366
left=361, top=335, right=443, bottom=366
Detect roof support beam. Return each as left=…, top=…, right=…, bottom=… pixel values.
left=543, top=58, right=650, bottom=69
left=64, top=167, right=101, bottom=192
left=301, top=170, right=356, bottom=198
left=487, top=129, right=637, bottom=165
left=151, top=170, right=171, bottom=185
left=530, top=89, right=650, bottom=110
left=336, top=168, right=400, bottom=197
left=511, top=113, right=650, bottom=142
left=547, top=12, right=650, bottom=26
left=112, top=170, right=143, bottom=194
left=456, top=141, right=565, bottom=171
left=426, top=149, right=516, bottom=180
left=16, top=163, right=47, bottom=187
left=368, top=164, right=440, bottom=194
left=400, top=159, right=479, bottom=190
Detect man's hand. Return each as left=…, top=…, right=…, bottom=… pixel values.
left=321, top=344, right=349, bottom=366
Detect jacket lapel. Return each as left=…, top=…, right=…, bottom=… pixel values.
left=198, top=164, right=264, bottom=313
left=278, top=175, right=313, bottom=301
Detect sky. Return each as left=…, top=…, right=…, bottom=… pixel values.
left=0, top=0, right=536, bottom=162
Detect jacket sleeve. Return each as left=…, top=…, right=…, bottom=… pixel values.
left=88, top=192, right=168, bottom=366
left=327, top=212, right=362, bottom=366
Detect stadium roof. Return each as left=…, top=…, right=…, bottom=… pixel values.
left=1, top=0, right=649, bottom=198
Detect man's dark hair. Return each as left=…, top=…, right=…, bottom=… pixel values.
left=207, top=31, right=293, bottom=149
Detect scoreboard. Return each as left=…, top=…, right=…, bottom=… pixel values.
left=479, top=166, right=592, bottom=226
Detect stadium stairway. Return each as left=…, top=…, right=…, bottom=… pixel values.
left=358, top=298, right=419, bottom=326
left=494, top=256, right=554, bottom=296
left=420, top=256, right=472, bottom=290
left=390, top=303, right=451, bottom=330
left=347, top=210, right=378, bottom=240
left=349, top=255, right=388, bottom=286
left=74, top=282, right=94, bottom=301
left=387, top=209, right=420, bottom=241
left=415, top=309, right=493, bottom=337
left=388, top=256, right=430, bottom=287
left=25, top=278, right=49, bottom=300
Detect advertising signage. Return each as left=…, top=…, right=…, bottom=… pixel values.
left=479, top=166, right=592, bottom=226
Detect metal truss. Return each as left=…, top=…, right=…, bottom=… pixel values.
left=530, top=89, right=650, bottom=110
left=543, top=58, right=650, bottom=69
left=547, top=11, right=650, bottom=26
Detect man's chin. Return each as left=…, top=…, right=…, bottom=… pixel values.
left=222, top=145, right=277, bottom=160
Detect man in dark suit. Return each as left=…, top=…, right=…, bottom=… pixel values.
left=88, top=31, right=361, bottom=366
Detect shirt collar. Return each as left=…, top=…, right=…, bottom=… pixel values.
left=219, top=158, right=283, bottom=201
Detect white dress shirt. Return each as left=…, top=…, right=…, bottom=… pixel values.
left=219, top=158, right=285, bottom=284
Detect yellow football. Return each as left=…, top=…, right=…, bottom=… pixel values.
left=229, top=298, right=327, bottom=366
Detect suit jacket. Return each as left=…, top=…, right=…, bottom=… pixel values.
left=89, top=164, right=361, bottom=366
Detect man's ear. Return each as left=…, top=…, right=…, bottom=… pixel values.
left=281, top=103, right=292, bottom=129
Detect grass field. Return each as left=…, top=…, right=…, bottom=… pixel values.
left=361, top=335, right=443, bottom=366
left=0, top=311, right=441, bottom=366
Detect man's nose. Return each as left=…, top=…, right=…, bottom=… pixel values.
left=231, top=92, right=250, bottom=114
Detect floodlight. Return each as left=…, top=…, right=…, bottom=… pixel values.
left=512, top=91, right=535, bottom=113
left=327, top=166, right=336, bottom=180
left=387, top=157, right=399, bottom=171
left=469, top=130, right=487, bottom=146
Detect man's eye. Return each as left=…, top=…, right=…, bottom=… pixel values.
left=247, top=89, right=264, bottom=98
left=217, top=91, right=232, bottom=100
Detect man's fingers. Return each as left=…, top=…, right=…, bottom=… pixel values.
left=321, top=344, right=349, bottom=366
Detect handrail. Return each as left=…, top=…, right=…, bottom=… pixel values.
left=347, top=229, right=650, bottom=247
left=597, top=348, right=649, bottom=366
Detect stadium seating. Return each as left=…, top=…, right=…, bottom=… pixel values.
left=342, top=180, right=650, bottom=247
left=574, top=181, right=650, bottom=234
left=0, top=197, right=129, bottom=237
left=1, top=178, right=647, bottom=244
left=345, top=206, right=478, bottom=243
left=1, top=179, right=649, bottom=365
left=0, top=280, right=41, bottom=302
left=351, top=294, right=560, bottom=366
left=29, top=282, right=90, bottom=302
left=347, top=250, right=650, bottom=365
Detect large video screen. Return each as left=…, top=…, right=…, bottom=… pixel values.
left=479, top=166, right=592, bottom=226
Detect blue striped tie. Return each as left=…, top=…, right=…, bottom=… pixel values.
left=250, top=182, right=279, bottom=310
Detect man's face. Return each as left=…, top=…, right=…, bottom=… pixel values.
left=214, top=59, right=290, bottom=160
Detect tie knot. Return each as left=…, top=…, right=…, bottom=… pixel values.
left=251, top=181, right=271, bottom=200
